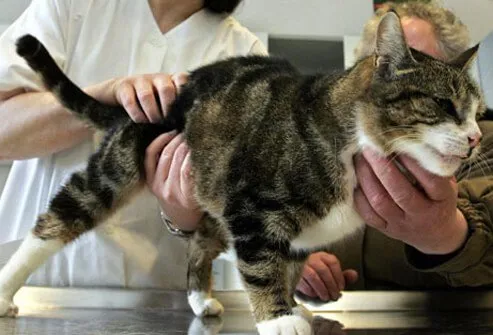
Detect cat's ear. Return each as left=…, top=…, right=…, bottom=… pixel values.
left=449, top=44, right=479, bottom=71
left=375, top=11, right=415, bottom=79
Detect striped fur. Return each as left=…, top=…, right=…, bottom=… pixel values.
left=0, top=12, right=485, bottom=334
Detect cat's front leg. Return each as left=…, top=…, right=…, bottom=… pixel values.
left=287, top=260, right=313, bottom=324
left=236, top=251, right=312, bottom=335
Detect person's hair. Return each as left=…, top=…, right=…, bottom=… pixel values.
left=355, top=0, right=470, bottom=61
left=203, top=0, right=243, bottom=14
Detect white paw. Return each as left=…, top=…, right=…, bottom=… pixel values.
left=187, top=316, right=224, bottom=335
left=257, top=315, right=312, bottom=335
left=0, top=296, right=18, bottom=317
left=293, top=304, right=313, bottom=323
left=188, top=291, right=224, bottom=317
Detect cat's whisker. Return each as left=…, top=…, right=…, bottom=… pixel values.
left=474, top=153, right=490, bottom=177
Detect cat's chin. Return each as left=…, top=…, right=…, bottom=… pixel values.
left=412, top=145, right=462, bottom=177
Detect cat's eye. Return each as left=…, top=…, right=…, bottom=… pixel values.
left=432, top=97, right=457, bottom=117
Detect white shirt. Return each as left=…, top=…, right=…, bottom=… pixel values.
left=0, top=0, right=266, bottom=288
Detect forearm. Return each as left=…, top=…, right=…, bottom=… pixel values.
left=0, top=90, right=93, bottom=160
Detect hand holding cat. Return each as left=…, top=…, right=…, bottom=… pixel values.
left=113, top=73, right=188, bottom=123
left=145, top=131, right=203, bottom=232
left=296, top=252, right=358, bottom=301
left=354, top=149, right=469, bottom=255
left=86, top=73, right=189, bottom=123
left=87, top=72, right=202, bottom=232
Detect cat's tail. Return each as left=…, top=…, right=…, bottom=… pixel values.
left=16, top=34, right=129, bottom=129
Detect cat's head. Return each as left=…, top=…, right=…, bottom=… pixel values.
left=358, top=11, right=485, bottom=177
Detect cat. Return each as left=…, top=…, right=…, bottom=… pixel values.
left=0, top=11, right=484, bottom=335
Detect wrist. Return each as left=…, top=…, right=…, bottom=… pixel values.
left=160, top=210, right=195, bottom=238
left=158, top=201, right=203, bottom=233
left=417, top=208, right=469, bottom=255
left=446, top=208, right=469, bottom=253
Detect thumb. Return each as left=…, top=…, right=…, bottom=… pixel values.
left=342, top=269, right=359, bottom=285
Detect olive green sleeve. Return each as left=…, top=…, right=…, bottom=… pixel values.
left=405, top=181, right=493, bottom=286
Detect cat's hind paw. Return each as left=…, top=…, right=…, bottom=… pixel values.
left=187, top=316, right=224, bottom=335
left=0, top=296, right=18, bottom=317
left=188, top=291, right=224, bottom=317
left=257, top=315, right=312, bottom=335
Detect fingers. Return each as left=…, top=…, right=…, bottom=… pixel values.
left=117, top=80, right=146, bottom=123
left=154, top=135, right=186, bottom=200
left=135, top=77, right=161, bottom=123
left=318, top=253, right=345, bottom=291
left=342, top=269, right=359, bottom=285
left=296, top=277, right=317, bottom=298
left=301, top=265, right=331, bottom=301
left=144, top=131, right=178, bottom=188
left=397, top=155, right=457, bottom=201
left=354, top=187, right=389, bottom=231
left=354, top=154, right=403, bottom=227
left=361, top=149, right=427, bottom=211
left=153, top=75, right=176, bottom=118
left=116, top=73, right=188, bottom=123
left=180, top=151, right=194, bottom=198
left=299, top=253, right=356, bottom=301
left=165, top=140, right=189, bottom=202
left=171, top=72, right=189, bottom=94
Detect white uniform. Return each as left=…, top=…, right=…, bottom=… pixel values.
left=0, top=0, right=266, bottom=289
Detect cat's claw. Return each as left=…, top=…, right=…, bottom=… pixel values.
left=257, top=315, right=312, bottom=335
left=188, top=291, right=224, bottom=317
left=0, top=297, right=18, bottom=318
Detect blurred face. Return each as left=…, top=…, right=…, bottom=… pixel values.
left=400, top=16, right=445, bottom=60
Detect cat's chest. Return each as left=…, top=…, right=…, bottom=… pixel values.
left=290, top=145, right=364, bottom=251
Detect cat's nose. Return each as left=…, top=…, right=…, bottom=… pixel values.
left=468, top=132, right=482, bottom=148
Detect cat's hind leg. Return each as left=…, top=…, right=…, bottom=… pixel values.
left=0, top=149, right=144, bottom=317
left=187, top=215, right=229, bottom=317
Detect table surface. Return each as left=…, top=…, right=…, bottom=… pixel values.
left=1, top=287, right=492, bottom=334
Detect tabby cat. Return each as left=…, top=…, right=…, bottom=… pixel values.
left=0, top=12, right=484, bottom=335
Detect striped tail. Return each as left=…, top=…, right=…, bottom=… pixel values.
left=16, top=34, right=129, bottom=129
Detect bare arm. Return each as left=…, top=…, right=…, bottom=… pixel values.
left=0, top=88, right=93, bottom=160
left=0, top=78, right=132, bottom=161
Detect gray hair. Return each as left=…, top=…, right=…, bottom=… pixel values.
left=355, top=1, right=470, bottom=62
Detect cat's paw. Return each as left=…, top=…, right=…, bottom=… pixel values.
left=188, top=291, right=224, bottom=317
left=257, top=315, right=312, bottom=335
left=187, top=316, right=224, bottom=335
left=0, top=296, right=18, bottom=317
left=292, top=304, right=313, bottom=323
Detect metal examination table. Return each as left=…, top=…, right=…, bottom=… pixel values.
left=1, top=287, right=492, bottom=334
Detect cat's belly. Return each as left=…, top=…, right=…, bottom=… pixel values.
left=290, top=202, right=364, bottom=251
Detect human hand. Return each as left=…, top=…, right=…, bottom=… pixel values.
left=86, top=73, right=188, bottom=123
left=145, top=131, right=203, bottom=232
left=296, top=252, right=358, bottom=302
left=354, top=149, right=469, bottom=255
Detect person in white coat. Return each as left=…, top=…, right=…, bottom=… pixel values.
left=0, top=0, right=266, bottom=289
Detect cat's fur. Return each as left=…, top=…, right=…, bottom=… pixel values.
left=0, top=12, right=485, bottom=334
